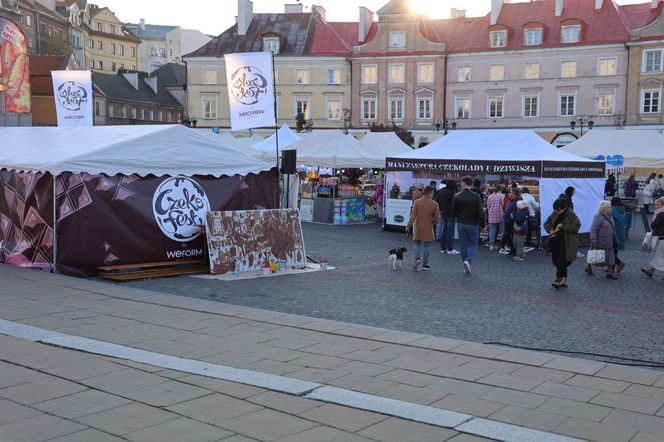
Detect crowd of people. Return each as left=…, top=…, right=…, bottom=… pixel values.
left=404, top=175, right=664, bottom=289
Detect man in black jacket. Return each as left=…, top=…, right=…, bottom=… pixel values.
left=434, top=180, right=460, bottom=254
left=451, top=176, right=484, bottom=275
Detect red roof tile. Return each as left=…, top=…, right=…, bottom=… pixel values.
left=310, top=20, right=353, bottom=55
left=618, top=2, right=662, bottom=30
left=29, top=55, right=68, bottom=76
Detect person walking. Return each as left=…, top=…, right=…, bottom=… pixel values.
left=641, top=196, right=664, bottom=281
left=611, top=197, right=627, bottom=274
left=499, top=188, right=521, bottom=256
left=520, top=187, right=540, bottom=251
left=451, top=176, right=484, bottom=275
left=486, top=186, right=504, bottom=251
left=624, top=174, right=638, bottom=198
left=512, top=200, right=529, bottom=261
left=406, top=186, right=439, bottom=271
left=434, top=180, right=460, bottom=255
left=588, top=201, right=620, bottom=280
left=641, top=173, right=658, bottom=233
left=544, top=198, right=581, bottom=289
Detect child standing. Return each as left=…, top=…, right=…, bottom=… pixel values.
left=513, top=200, right=529, bottom=261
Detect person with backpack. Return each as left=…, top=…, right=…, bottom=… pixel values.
left=652, top=174, right=664, bottom=202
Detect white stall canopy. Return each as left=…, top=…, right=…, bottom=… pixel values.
left=196, top=129, right=263, bottom=158
left=560, top=129, right=664, bottom=169
left=285, top=129, right=385, bottom=168
left=358, top=132, right=412, bottom=156
left=0, top=125, right=273, bottom=177
left=253, top=124, right=301, bottom=153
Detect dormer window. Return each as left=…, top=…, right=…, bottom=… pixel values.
left=489, top=30, right=506, bottom=48
left=524, top=28, right=542, bottom=46
left=264, top=37, right=280, bottom=54
left=562, top=25, right=580, bottom=43
left=390, top=32, right=406, bottom=48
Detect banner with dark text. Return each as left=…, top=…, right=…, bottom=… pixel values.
left=224, top=52, right=275, bottom=130
left=51, top=70, right=93, bottom=127
left=386, top=158, right=541, bottom=176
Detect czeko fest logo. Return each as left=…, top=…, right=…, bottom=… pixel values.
left=230, top=66, right=269, bottom=113
left=152, top=177, right=210, bottom=242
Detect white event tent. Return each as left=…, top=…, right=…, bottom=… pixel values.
left=196, top=130, right=264, bottom=159
left=253, top=124, right=301, bottom=155
left=358, top=132, right=413, bottom=156
left=285, top=129, right=385, bottom=169
left=560, top=129, right=664, bottom=170
left=387, top=130, right=605, bottom=234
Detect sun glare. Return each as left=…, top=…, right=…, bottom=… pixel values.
left=410, top=0, right=448, bottom=18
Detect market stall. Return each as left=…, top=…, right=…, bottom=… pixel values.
left=0, top=125, right=278, bottom=277
left=386, top=130, right=605, bottom=235
left=286, top=130, right=385, bottom=224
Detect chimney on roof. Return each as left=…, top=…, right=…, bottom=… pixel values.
left=237, top=0, right=253, bottom=36
left=450, top=8, right=466, bottom=19
left=284, top=3, right=303, bottom=13
left=123, top=72, right=139, bottom=91
left=312, top=4, right=326, bottom=20
left=140, top=18, right=145, bottom=31
left=359, top=7, right=373, bottom=43
left=35, top=0, right=56, bottom=11
left=490, top=0, right=503, bottom=25
left=555, top=0, right=563, bottom=16
left=145, top=76, right=158, bottom=94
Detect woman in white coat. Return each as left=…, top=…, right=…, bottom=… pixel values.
left=642, top=197, right=664, bottom=281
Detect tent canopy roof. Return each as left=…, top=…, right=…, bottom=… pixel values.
left=252, top=124, right=301, bottom=153
left=391, top=130, right=594, bottom=163
left=195, top=130, right=264, bottom=158
left=0, top=125, right=273, bottom=177
left=560, top=130, right=664, bottom=169
left=284, top=129, right=385, bottom=168
left=358, top=132, right=412, bottom=156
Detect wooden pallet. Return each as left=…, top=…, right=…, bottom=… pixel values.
left=98, top=259, right=208, bottom=282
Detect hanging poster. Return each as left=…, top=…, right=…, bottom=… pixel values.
left=224, top=51, right=275, bottom=130
left=51, top=70, right=93, bottom=127
left=0, top=17, right=30, bottom=113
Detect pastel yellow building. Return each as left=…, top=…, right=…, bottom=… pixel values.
left=85, top=5, right=141, bottom=73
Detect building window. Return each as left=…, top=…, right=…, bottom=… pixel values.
left=561, top=61, right=577, bottom=78
left=131, top=65, right=135, bottom=70
left=177, top=112, right=182, bottom=121
left=327, top=68, right=341, bottom=85
left=643, top=50, right=663, bottom=73
left=88, top=39, right=94, bottom=48
left=202, top=94, right=219, bottom=119
left=488, top=96, right=504, bottom=118
left=389, top=64, right=404, bottom=83
left=203, top=68, right=217, bottom=84
left=264, top=37, right=279, bottom=54
left=108, top=104, right=114, bottom=117
left=361, top=95, right=376, bottom=120
left=489, top=64, right=504, bottom=81
left=97, top=60, right=103, bottom=70
left=294, top=95, right=310, bottom=119
left=598, top=93, right=614, bottom=115
left=159, top=48, right=165, bottom=57
left=561, top=25, right=580, bottom=43
left=295, top=68, right=310, bottom=85
left=390, top=31, right=406, bottom=48
left=326, top=96, right=342, bottom=120
left=559, top=94, right=575, bottom=116
left=523, top=95, right=539, bottom=117
left=641, top=89, right=660, bottom=114
left=455, top=96, right=471, bottom=119
left=95, top=101, right=100, bottom=116
left=121, top=107, right=127, bottom=118
left=149, top=109, right=155, bottom=120
left=119, top=63, right=125, bottom=69
left=96, top=21, right=102, bottom=31
left=130, top=47, right=136, bottom=58
left=524, top=63, right=540, bottom=79
left=388, top=95, right=404, bottom=120
left=599, top=58, right=616, bottom=76
left=361, top=65, right=377, bottom=84
left=489, top=30, right=506, bottom=48
left=110, top=43, right=115, bottom=54
left=417, top=96, right=432, bottom=120
left=47, top=26, right=52, bottom=37
left=457, top=66, right=471, bottom=82
left=524, top=28, right=542, bottom=46
left=418, top=63, right=434, bottom=83
left=167, top=111, right=172, bottom=122
left=140, top=108, right=145, bottom=120
left=159, top=111, right=163, bottom=121
left=119, top=45, right=125, bottom=56
left=169, top=49, right=173, bottom=56
left=27, top=36, right=33, bottom=48
left=97, top=40, right=102, bottom=50
left=131, top=107, right=137, bottom=119
left=89, top=59, right=95, bottom=69
left=108, top=24, right=116, bottom=34
left=25, top=15, right=32, bottom=26
left=111, top=62, right=116, bottom=72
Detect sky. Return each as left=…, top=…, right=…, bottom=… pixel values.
left=107, top=0, right=650, bottom=36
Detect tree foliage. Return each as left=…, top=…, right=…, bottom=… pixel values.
left=369, top=122, right=414, bottom=147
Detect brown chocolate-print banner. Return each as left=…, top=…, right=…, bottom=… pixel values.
left=56, top=169, right=278, bottom=277
left=541, top=161, right=606, bottom=178
left=0, top=170, right=55, bottom=270
left=385, top=158, right=541, bottom=176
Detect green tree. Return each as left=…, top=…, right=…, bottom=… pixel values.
left=369, top=122, right=414, bottom=147
left=295, top=112, right=306, bottom=132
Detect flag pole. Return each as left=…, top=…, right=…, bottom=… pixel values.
left=271, top=51, right=284, bottom=207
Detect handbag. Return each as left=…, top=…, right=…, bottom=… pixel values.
left=642, top=232, right=658, bottom=253
left=586, top=249, right=606, bottom=266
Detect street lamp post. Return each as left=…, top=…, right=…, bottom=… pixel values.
left=570, top=115, right=594, bottom=136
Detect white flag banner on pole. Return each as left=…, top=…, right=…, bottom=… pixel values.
left=224, top=52, right=275, bottom=131
left=51, top=70, right=93, bottom=127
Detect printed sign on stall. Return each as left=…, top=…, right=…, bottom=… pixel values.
left=385, top=199, right=413, bottom=227
left=299, top=198, right=314, bottom=222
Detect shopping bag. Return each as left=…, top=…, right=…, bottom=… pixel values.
left=642, top=232, right=658, bottom=253
left=586, top=249, right=606, bottom=266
